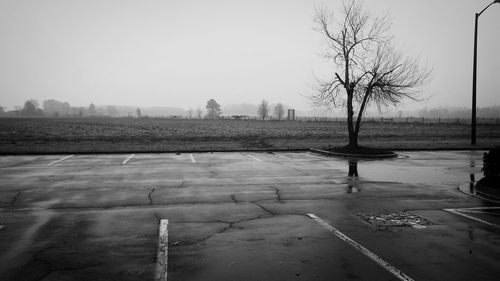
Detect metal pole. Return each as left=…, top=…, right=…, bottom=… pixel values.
left=471, top=1, right=499, bottom=145
left=471, top=13, right=478, bottom=145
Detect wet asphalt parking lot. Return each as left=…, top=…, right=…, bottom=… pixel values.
left=0, top=151, right=499, bottom=281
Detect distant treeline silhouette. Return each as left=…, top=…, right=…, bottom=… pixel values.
left=1, top=99, right=499, bottom=121
left=0, top=99, right=184, bottom=118
left=415, top=106, right=500, bottom=119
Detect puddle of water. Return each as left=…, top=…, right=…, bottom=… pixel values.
left=343, top=151, right=485, bottom=187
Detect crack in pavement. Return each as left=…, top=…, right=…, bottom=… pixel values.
left=250, top=201, right=278, bottom=216
left=33, top=245, right=102, bottom=281
left=269, top=186, right=283, bottom=203
left=10, top=191, right=21, bottom=207
left=170, top=189, right=308, bottom=248
left=230, top=186, right=283, bottom=207
left=172, top=211, right=309, bottom=248
left=33, top=246, right=54, bottom=281
left=1, top=197, right=360, bottom=213
left=148, top=187, right=156, bottom=205
left=174, top=215, right=273, bottom=247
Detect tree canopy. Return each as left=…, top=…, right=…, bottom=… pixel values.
left=206, top=99, right=222, bottom=119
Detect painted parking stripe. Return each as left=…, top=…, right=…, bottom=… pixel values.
left=444, top=208, right=500, bottom=229
left=190, top=154, right=196, bottom=163
left=122, top=154, right=135, bottom=165
left=47, top=155, right=74, bottom=166
left=155, top=219, right=169, bottom=281
left=247, top=154, right=263, bottom=162
left=307, top=214, right=414, bottom=281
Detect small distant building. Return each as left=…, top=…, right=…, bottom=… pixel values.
left=231, top=115, right=249, bottom=120
left=287, top=109, right=295, bottom=121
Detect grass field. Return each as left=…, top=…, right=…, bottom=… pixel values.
left=0, top=117, right=499, bottom=153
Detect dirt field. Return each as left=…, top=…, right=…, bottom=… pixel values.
left=0, top=117, right=499, bottom=153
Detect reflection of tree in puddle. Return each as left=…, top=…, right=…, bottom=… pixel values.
left=348, top=160, right=359, bottom=177
left=458, top=159, right=480, bottom=196
left=470, top=173, right=476, bottom=193
left=347, top=160, right=360, bottom=193
left=470, top=159, right=476, bottom=193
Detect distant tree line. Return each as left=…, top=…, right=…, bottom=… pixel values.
left=0, top=99, right=184, bottom=118
left=416, top=106, right=500, bottom=119
left=0, top=99, right=103, bottom=117
left=3, top=98, right=496, bottom=120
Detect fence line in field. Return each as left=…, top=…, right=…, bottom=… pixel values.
left=128, top=115, right=500, bottom=125
left=292, top=116, right=500, bottom=124
left=6, top=115, right=498, bottom=125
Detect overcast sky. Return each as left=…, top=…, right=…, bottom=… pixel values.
left=0, top=0, right=499, bottom=112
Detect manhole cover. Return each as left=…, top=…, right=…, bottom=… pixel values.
left=354, top=211, right=436, bottom=229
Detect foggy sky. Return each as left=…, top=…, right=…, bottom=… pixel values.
left=0, top=0, right=499, bottom=112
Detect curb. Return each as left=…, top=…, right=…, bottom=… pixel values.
left=309, top=148, right=398, bottom=159
left=0, top=147, right=490, bottom=156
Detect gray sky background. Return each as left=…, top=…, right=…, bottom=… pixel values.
left=0, top=0, right=499, bottom=113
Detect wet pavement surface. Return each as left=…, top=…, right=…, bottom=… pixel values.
left=1, top=150, right=499, bottom=281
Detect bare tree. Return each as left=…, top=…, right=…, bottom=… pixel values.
left=88, top=103, right=96, bottom=116
left=196, top=107, right=203, bottom=119
left=257, top=100, right=269, bottom=120
left=274, top=103, right=285, bottom=120
left=312, top=0, right=430, bottom=148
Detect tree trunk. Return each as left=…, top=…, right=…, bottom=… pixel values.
left=348, top=128, right=358, bottom=147
left=350, top=89, right=372, bottom=148
left=346, top=87, right=357, bottom=148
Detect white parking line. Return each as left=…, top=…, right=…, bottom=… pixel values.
left=155, top=219, right=169, bottom=281
left=47, top=155, right=74, bottom=166
left=190, top=154, right=196, bottom=163
left=444, top=208, right=500, bottom=229
left=122, top=154, right=135, bottom=165
left=247, top=154, right=263, bottom=162
left=307, top=214, right=414, bottom=281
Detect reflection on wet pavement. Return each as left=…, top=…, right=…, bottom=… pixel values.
left=0, top=199, right=59, bottom=274
left=345, top=150, right=484, bottom=186
left=347, top=160, right=360, bottom=193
